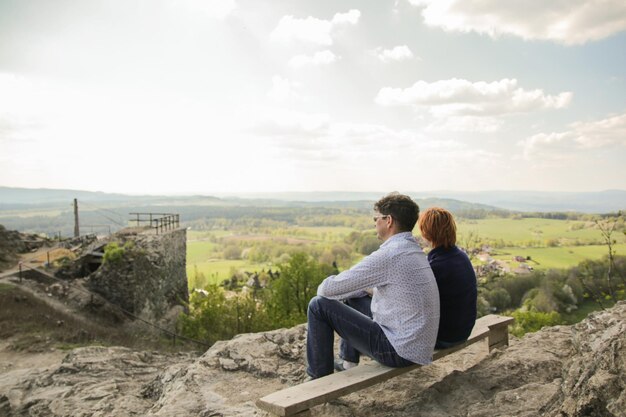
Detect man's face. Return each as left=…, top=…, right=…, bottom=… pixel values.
left=373, top=212, right=390, bottom=241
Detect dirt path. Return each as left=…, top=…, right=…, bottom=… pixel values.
left=0, top=341, right=66, bottom=373
left=0, top=244, right=71, bottom=279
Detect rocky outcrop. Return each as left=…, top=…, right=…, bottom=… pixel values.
left=0, top=225, right=50, bottom=272
left=87, top=228, right=188, bottom=325
left=1, top=303, right=625, bottom=417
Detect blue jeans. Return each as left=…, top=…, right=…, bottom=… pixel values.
left=306, top=295, right=415, bottom=379
left=435, top=339, right=465, bottom=349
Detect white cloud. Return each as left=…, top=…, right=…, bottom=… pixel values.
left=329, top=122, right=419, bottom=149
left=247, top=109, right=500, bottom=166
left=408, top=0, right=626, bottom=45
left=426, top=116, right=503, bottom=133
left=267, top=76, right=304, bottom=103
left=288, top=50, right=339, bottom=68
left=376, top=45, right=415, bottom=63
left=331, top=9, right=361, bottom=25
left=270, top=9, right=361, bottom=45
left=519, top=112, right=626, bottom=159
left=375, top=78, right=572, bottom=116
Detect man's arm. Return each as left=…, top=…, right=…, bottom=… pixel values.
left=317, top=248, right=390, bottom=300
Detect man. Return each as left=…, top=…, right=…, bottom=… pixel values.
left=306, top=193, right=440, bottom=379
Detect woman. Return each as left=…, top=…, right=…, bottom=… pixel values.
left=419, top=207, right=477, bottom=348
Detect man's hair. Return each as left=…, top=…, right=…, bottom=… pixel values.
left=374, top=192, right=419, bottom=232
left=418, top=207, right=457, bottom=248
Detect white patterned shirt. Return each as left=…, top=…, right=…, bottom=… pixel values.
left=317, top=232, right=440, bottom=364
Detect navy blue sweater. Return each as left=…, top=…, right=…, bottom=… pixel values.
left=428, top=245, right=477, bottom=343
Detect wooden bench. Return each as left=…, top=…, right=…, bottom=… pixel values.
left=257, top=314, right=514, bottom=417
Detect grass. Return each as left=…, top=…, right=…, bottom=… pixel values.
left=0, top=284, right=195, bottom=352
left=187, top=240, right=220, bottom=263
left=490, top=243, right=626, bottom=270
left=457, top=218, right=603, bottom=245
left=560, top=298, right=614, bottom=324
left=0, top=285, right=108, bottom=352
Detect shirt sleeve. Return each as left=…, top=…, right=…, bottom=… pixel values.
left=317, top=246, right=391, bottom=299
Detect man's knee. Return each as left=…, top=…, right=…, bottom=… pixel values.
left=308, top=295, right=332, bottom=316
left=308, top=295, right=323, bottom=313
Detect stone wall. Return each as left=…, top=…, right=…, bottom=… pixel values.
left=87, top=228, right=188, bottom=327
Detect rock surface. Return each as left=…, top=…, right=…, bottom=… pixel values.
left=1, top=302, right=625, bottom=417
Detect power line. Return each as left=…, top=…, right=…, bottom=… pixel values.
left=79, top=201, right=127, bottom=227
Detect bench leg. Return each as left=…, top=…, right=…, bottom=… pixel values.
left=488, top=324, right=510, bottom=350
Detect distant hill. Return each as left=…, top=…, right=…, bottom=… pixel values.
left=0, top=187, right=223, bottom=208
left=409, top=190, right=626, bottom=213
left=0, top=186, right=133, bottom=205
left=0, top=187, right=501, bottom=213
left=1, top=186, right=624, bottom=213
left=0, top=187, right=505, bottom=236
left=218, top=190, right=626, bottom=213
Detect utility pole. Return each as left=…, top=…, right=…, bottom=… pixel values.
left=73, top=198, right=80, bottom=237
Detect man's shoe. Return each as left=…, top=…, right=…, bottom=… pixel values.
left=334, top=359, right=357, bottom=372
left=333, top=359, right=345, bottom=372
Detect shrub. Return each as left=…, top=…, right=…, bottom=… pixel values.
left=486, top=288, right=511, bottom=312
left=223, top=245, right=241, bottom=260
left=179, top=284, right=270, bottom=345
left=103, top=242, right=125, bottom=264
left=510, top=309, right=562, bottom=337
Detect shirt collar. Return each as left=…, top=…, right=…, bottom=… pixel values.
left=380, top=231, right=415, bottom=247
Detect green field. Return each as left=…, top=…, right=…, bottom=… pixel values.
left=187, top=216, right=625, bottom=289
left=457, top=218, right=603, bottom=246
left=490, top=244, right=626, bottom=270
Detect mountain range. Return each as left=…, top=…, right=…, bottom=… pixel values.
left=1, top=186, right=625, bottom=213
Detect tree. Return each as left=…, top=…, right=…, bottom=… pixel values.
left=356, top=233, right=380, bottom=255
left=265, top=252, right=327, bottom=327
left=223, top=244, right=241, bottom=260
left=459, top=230, right=481, bottom=260
left=576, top=212, right=625, bottom=308
left=178, top=284, right=230, bottom=344
left=486, top=288, right=511, bottom=312
left=594, top=211, right=624, bottom=300
left=522, top=288, right=558, bottom=313
left=178, top=283, right=270, bottom=345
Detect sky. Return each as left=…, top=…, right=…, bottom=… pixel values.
left=0, top=0, right=625, bottom=195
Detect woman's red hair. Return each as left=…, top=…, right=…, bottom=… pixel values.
left=418, top=207, right=457, bottom=248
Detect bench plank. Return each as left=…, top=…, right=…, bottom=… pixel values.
left=257, top=314, right=513, bottom=416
